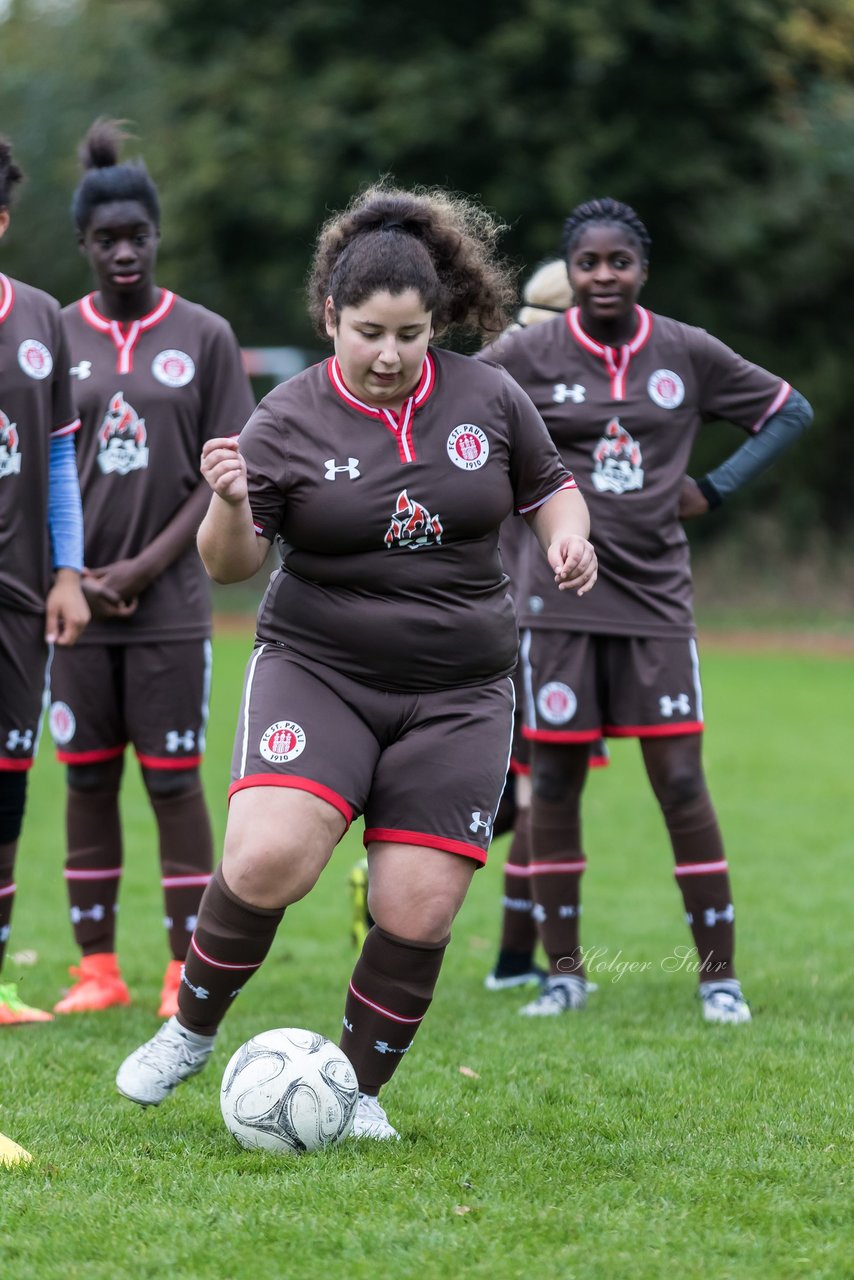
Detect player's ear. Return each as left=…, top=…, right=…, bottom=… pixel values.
left=324, top=296, right=338, bottom=338
left=0, top=208, right=9, bottom=240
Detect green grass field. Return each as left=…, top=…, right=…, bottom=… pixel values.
left=1, top=631, right=851, bottom=1280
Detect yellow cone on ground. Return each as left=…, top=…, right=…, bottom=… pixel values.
left=0, top=1131, right=32, bottom=1166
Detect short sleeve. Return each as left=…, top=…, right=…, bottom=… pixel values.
left=692, top=329, right=791, bottom=435
left=49, top=306, right=79, bottom=438
left=239, top=397, right=290, bottom=541
left=502, top=371, right=576, bottom=513
left=198, top=318, right=256, bottom=445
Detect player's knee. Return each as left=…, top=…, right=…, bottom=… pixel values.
left=142, top=766, right=201, bottom=800
left=0, top=772, right=28, bottom=845
left=654, top=766, right=706, bottom=813
left=67, top=756, right=124, bottom=795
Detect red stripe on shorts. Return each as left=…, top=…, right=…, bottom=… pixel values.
left=522, top=727, right=603, bottom=744
left=56, top=745, right=125, bottom=765
left=363, top=827, right=488, bottom=865
left=136, top=753, right=203, bottom=770
left=605, top=721, right=703, bottom=738
left=0, top=758, right=34, bottom=772
left=228, top=774, right=353, bottom=826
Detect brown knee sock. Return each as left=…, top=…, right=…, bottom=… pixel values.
left=664, top=789, right=736, bottom=982
left=0, top=840, right=17, bottom=972
left=65, top=787, right=123, bottom=955
left=150, top=785, right=213, bottom=961
left=340, top=925, right=448, bottom=1095
left=529, top=796, right=586, bottom=977
left=498, top=808, right=537, bottom=957
left=177, top=864, right=284, bottom=1036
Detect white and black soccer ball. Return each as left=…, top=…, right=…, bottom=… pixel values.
left=220, top=1028, right=358, bottom=1155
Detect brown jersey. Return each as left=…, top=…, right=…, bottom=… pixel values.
left=480, top=306, right=790, bottom=638
left=240, top=347, right=575, bottom=691
left=0, top=273, right=80, bottom=614
left=61, top=290, right=254, bottom=643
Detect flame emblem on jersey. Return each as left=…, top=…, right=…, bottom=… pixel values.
left=592, top=418, right=644, bottom=494
left=447, top=424, right=489, bottom=471
left=259, top=720, right=306, bottom=764
left=17, top=339, right=53, bottom=380
left=0, top=410, right=21, bottom=479
left=384, top=489, right=443, bottom=551
left=97, top=391, right=149, bottom=475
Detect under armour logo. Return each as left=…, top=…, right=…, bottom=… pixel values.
left=469, top=810, right=492, bottom=837
left=70, top=904, right=106, bottom=923
left=704, top=904, right=735, bottom=927
left=558, top=904, right=580, bottom=918
left=553, top=382, right=586, bottom=404
left=5, top=729, right=33, bottom=752
left=70, top=361, right=93, bottom=380
left=342, top=1017, right=354, bottom=1033
left=180, top=973, right=209, bottom=1000
left=0, top=925, right=10, bottom=944
left=374, top=1040, right=410, bottom=1055
left=165, top=729, right=196, bottom=753
left=659, top=694, right=691, bottom=717
left=184, top=915, right=198, bottom=933
left=532, top=904, right=546, bottom=924
left=324, top=457, right=360, bottom=480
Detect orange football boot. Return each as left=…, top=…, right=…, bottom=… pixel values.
left=157, top=959, right=184, bottom=1018
left=0, top=983, right=54, bottom=1025
left=53, top=952, right=131, bottom=1014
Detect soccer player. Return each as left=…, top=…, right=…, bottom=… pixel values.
left=115, top=182, right=597, bottom=1140
left=481, top=198, right=812, bottom=1023
left=0, top=138, right=89, bottom=1025
left=49, top=121, right=254, bottom=1018
left=484, top=260, right=609, bottom=994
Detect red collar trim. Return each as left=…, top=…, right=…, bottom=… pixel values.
left=79, top=288, right=175, bottom=336
left=567, top=304, right=652, bottom=358
left=326, top=352, right=436, bottom=464
left=0, top=273, right=14, bottom=326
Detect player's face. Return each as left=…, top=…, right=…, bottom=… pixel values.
left=80, top=200, right=160, bottom=299
left=567, top=224, right=648, bottom=336
left=326, top=289, right=433, bottom=411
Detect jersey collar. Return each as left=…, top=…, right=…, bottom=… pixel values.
left=567, top=305, right=652, bottom=400
left=78, top=288, right=176, bottom=375
left=326, top=351, right=436, bottom=464
left=0, top=273, right=14, bottom=326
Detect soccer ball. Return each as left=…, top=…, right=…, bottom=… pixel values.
left=220, top=1028, right=358, bottom=1155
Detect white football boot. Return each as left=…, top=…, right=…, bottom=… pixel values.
left=699, top=980, right=752, bottom=1025
left=352, top=1092, right=400, bottom=1140
left=518, top=974, right=588, bottom=1016
left=116, top=1016, right=216, bottom=1106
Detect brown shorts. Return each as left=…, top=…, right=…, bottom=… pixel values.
left=49, top=640, right=212, bottom=769
left=520, top=629, right=705, bottom=742
left=508, top=665, right=530, bottom=775
left=229, top=643, right=515, bottom=865
left=0, top=610, right=50, bottom=772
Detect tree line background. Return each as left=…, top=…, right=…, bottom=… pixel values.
left=2, top=0, right=854, bottom=572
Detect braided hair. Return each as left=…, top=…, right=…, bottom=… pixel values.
left=0, top=138, right=24, bottom=209
left=71, top=119, right=160, bottom=232
left=560, top=198, right=651, bottom=262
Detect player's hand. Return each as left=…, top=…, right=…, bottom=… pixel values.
left=548, top=536, right=597, bottom=596
left=45, top=569, right=91, bottom=646
left=81, top=567, right=139, bottom=620
left=679, top=476, right=710, bottom=519
left=201, top=437, right=248, bottom=505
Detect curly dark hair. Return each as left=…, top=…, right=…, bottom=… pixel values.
left=0, top=137, right=24, bottom=209
left=308, top=182, right=516, bottom=340
left=71, top=118, right=160, bottom=232
left=560, top=197, right=652, bottom=262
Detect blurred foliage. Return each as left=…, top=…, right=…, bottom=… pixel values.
left=2, top=0, right=854, bottom=538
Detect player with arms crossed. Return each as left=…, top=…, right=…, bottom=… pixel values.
left=481, top=198, right=811, bottom=1023
left=116, top=183, right=596, bottom=1139
left=49, top=121, right=254, bottom=1018
left=0, top=138, right=89, bottom=1025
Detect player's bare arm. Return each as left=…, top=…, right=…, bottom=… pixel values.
left=198, top=437, right=269, bottom=583
left=526, top=487, right=597, bottom=596
left=45, top=568, right=91, bottom=645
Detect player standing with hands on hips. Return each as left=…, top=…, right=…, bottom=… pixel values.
left=480, top=197, right=811, bottom=1023
left=0, top=138, right=89, bottom=1025
left=49, top=120, right=254, bottom=1019
left=116, top=183, right=596, bottom=1139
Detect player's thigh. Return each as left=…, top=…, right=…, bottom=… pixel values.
left=364, top=675, right=515, bottom=866
left=603, top=635, right=705, bottom=737
left=519, top=627, right=602, bottom=743
left=124, top=639, right=212, bottom=768
left=49, top=642, right=124, bottom=761
left=230, top=644, right=381, bottom=827
left=0, top=612, right=49, bottom=768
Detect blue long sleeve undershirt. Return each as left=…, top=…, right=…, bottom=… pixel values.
left=697, top=388, right=813, bottom=508
left=47, top=432, right=84, bottom=572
